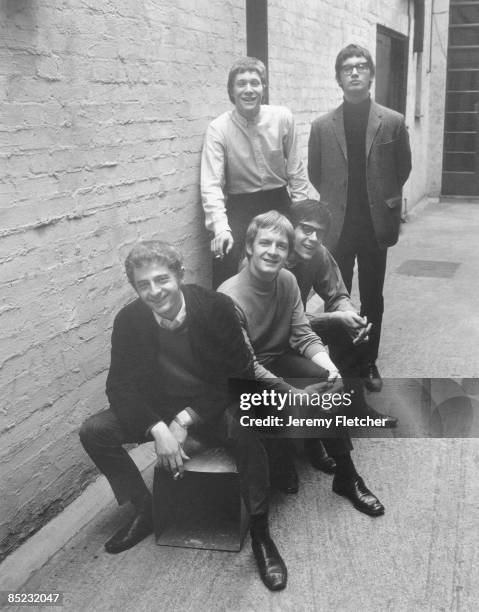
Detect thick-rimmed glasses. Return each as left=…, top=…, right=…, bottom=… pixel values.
left=340, top=62, right=370, bottom=76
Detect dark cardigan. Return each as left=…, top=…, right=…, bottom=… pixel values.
left=106, top=284, right=254, bottom=438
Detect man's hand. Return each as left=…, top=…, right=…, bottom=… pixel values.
left=211, top=230, right=234, bottom=259
left=332, top=311, right=371, bottom=345
left=151, top=421, right=189, bottom=477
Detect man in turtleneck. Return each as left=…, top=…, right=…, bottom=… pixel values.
left=308, top=44, right=411, bottom=393
left=219, top=211, right=385, bottom=517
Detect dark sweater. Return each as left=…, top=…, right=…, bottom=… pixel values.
left=343, top=96, right=374, bottom=240
left=106, top=284, right=253, bottom=438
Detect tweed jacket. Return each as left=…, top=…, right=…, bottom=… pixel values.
left=105, top=284, right=254, bottom=438
left=308, top=100, right=412, bottom=250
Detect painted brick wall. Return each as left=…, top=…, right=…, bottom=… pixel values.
left=0, top=0, right=245, bottom=560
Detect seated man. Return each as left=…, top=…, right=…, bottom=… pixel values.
left=287, top=199, right=397, bottom=429
left=218, top=212, right=384, bottom=516
left=80, top=241, right=287, bottom=591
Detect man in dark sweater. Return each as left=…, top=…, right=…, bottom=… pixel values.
left=79, top=241, right=287, bottom=591
left=287, top=199, right=398, bottom=444
left=308, top=44, right=412, bottom=393
left=219, top=212, right=385, bottom=517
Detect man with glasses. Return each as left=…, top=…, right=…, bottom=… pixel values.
left=308, top=44, right=411, bottom=392
left=287, top=200, right=398, bottom=446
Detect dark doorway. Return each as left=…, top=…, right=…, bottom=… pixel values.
left=376, top=25, right=409, bottom=114
left=246, top=0, right=268, bottom=103
left=442, top=0, right=479, bottom=196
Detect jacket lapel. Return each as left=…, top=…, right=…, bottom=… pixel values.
left=332, top=105, right=347, bottom=161
left=366, top=101, right=382, bottom=160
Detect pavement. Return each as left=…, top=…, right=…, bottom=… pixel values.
left=1, top=198, right=479, bottom=612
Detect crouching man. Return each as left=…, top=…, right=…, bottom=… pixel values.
left=80, top=241, right=287, bottom=591
left=218, top=213, right=384, bottom=516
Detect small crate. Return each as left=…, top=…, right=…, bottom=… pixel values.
left=153, top=447, right=249, bottom=552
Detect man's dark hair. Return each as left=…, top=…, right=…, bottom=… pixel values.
left=245, top=211, right=295, bottom=257
left=124, top=241, right=184, bottom=287
left=335, top=43, right=376, bottom=82
left=289, top=199, right=331, bottom=234
left=227, top=57, right=267, bottom=104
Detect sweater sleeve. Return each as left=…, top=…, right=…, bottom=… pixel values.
left=288, top=281, right=327, bottom=358
left=106, top=308, right=163, bottom=439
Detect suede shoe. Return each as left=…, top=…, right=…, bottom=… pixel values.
left=305, top=440, right=336, bottom=474
left=332, top=475, right=385, bottom=516
left=362, top=363, right=383, bottom=392
left=251, top=531, right=287, bottom=591
left=105, top=509, right=154, bottom=554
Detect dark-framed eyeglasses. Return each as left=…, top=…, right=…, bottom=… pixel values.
left=298, top=222, right=322, bottom=238
left=340, top=62, right=370, bottom=76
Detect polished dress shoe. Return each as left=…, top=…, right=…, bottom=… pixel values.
left=305, top=440, right=336, bottom=474
left=105, top=509, right=154, bottom=554
left=362, top=363, right=383, bottom=392
left=270, top=466, right=299, bottom=494
left=251, top=530, right=287, bottom=591
left=362, top=405, right=398, bottom=428
left=332, top=475, right=385, bottom=516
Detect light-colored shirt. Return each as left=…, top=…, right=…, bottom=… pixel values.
left=201, top=105, right=310, bottom=236
left=218, top=266, right=326, bottom=382
left=152, top=293, right=186, bottom=330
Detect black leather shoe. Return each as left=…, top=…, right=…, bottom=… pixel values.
left=305, top=440, right=336, bottom=474
left=363, top=363, right=383, bottom=392
left=332, top=475, right=385, bottom=516
left=362, top=406, right=398, bottom=428
left=270, top=467, right=299, bottom=494
left=105, top=510, right=154, bottom=554
left=251, top=531, right=287, bottom=591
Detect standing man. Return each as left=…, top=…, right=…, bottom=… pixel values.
left=308, top=44, right=411, bottom=392
left=287, top=198, right=398, bottom=429
left=219, top=212, right=385, bottom=517
left=201, top=56, right=309, bottom=288
left=80, top=241, right=287, bottom=591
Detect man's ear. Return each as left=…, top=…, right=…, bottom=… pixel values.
left=178, top=266, right=185, bottom=282
left=245, top=243, right=252, bottom=258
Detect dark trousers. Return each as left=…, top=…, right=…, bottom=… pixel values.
left=213, top=187, right=291, bottom=288
left=332, top=236, right=388, bottom=364
left=263, top=351, right=353, bottom=469
left=312, top=323, right=370, bottom=417
left=79, top=407, right=269, bottom=516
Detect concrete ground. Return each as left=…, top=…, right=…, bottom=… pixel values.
left=2, top=199, right=479, bottom=611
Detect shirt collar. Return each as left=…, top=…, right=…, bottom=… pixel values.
left=153, top=292, right=186, bottom=330
left=232, top=106, right=263, bottom=127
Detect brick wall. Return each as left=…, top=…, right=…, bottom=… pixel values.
left=0, top=0, right=245, bottom=560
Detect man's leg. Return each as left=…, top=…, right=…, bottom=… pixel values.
left=318, top=325, right=397, bottom=428
left=356, top=242, right=388, bottom=391
left=270, top=352, right=385, bottom=516
left=79, top=410, right=154, bottom=553
left=198, top=410, right=287, bottom=591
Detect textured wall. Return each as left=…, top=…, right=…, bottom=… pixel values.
left=0, top=0, right=245, bottom=560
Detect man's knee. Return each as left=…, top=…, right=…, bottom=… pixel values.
left=79, top=410, right=124, bottom=449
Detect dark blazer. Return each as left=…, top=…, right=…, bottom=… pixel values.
left=106, top=284, right=253, bottom=439
left=308, top=100, right=412, bottom=250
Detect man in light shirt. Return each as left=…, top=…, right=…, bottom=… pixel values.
left=80, top=241, right=287, bottom=591
left=201, top=56, right=309, bottom=287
